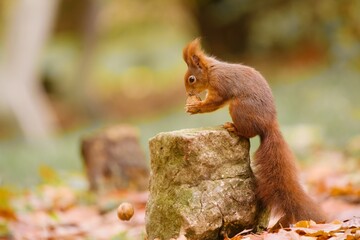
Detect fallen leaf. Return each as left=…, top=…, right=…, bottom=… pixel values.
left=0, top=187, right=16, bottom=221
left=295, top=220, right=312, bottom=228
left=38, top=165, right=61, bottom=184
left=342, top=217, right=360, bottom=228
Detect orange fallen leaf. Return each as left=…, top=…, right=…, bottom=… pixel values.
left=0, top=209, right=16, bottom=221
left=294, top=220, right=312, bottom=228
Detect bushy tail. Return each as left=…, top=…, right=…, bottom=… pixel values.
left=254, top=127, right=326, bottom=226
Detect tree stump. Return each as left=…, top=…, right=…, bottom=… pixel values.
left=146, top=127, right=269, bottom=240
left=81, top=125, right=149, bottom=193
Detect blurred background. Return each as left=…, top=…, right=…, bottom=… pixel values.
left=1, top=1, right=360, bottom=238
left=0, top=0, right=359, bottom=187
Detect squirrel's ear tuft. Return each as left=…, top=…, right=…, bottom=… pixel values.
left=191, top=55, right=201, bottom=68
left=183, top=38, right=207, bottom=69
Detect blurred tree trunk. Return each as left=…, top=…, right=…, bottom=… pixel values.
left=0, top=0, right=59, bottom=140
left=76, top=0, right=102, bottom=119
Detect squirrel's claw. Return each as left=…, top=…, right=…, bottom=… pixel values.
left=223, top=122, right=237, bottom=133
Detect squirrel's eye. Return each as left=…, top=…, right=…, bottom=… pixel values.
left=188, top=75, right=196, bottom=84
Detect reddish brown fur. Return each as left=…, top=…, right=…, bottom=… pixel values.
left=182, top=39, right=326, bottom=227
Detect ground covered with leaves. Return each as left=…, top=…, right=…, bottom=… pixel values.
left=1, top=145, right=360, bottom=239
left=227, top=218, right=360, bottom=240
left=0, top=167, right=147, bottom=240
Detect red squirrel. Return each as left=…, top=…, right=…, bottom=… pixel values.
left=182, top=38, right=326, bottom=227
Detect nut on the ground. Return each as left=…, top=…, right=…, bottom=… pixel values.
left=117, top=202, right=134, bottom=221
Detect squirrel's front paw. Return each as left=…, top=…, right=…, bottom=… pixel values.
left=185, top=103, right=201, bottom=114
left=185, top=95, right=202, bottom=114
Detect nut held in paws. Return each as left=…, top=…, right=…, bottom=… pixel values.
left=186, top=95, right=201, bottom=105
left=117, top=202, right=134, bottom=221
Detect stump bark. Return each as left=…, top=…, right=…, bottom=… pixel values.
left=81, top=125, right=149, bottom=193
left=146, top=127, right=269, bottom=240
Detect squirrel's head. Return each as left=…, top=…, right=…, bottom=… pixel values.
left=183, top=38, right=209, bottom=96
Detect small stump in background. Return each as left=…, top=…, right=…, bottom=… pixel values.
left=81, top=125, right=149, bottom=193
left=146, top=127, right=269, bottom=240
